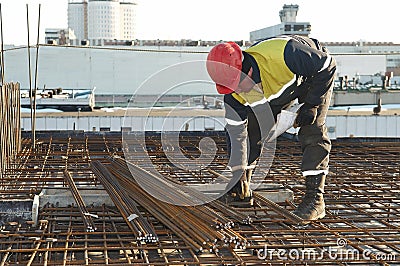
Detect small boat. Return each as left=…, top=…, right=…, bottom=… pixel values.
left=20, top=87, right=96, bottom=112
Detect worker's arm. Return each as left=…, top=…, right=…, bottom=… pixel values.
left=283, top=39, right=337, bottom=106
left=224, top=94, right=274, bottom=171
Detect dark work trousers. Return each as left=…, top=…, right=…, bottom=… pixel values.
left=247, top=110, right=262, bottom=165
left=226, top=85, right=332, bottom=173
left=242, top=86, right=333, bottom=174
left=298, top=88, right=332, bottom=173
left=225, top=108, right=265, bottom=167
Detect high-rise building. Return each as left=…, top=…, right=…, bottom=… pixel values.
left=68, top=0, right=137, bottom=43
left=68, top=0, right=88, bottom=40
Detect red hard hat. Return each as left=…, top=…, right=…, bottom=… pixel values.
left=206, top=42, right=243, bottom=94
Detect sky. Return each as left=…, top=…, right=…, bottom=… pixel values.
left=1, top=0, right=400, bottom=45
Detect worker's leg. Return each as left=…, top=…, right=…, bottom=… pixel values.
left=241, top=111, right=262, bottom=202
left=247, top=111, right=262, bottom=165
left=225, top=111, right=261, bottom=205
left=294, top=88, right=332, bottom=222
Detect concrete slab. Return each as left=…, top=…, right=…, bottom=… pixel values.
left=191, top=183, right=293, bottom=203
left=254, top=187, right=294, bottom=203
left=39, top=188, right=114, bottom=208
left=253, top=183, right=294, bottom=203
left=40, top=182, right=293, bottom=211
left=0, top=199, right=33, bottom=226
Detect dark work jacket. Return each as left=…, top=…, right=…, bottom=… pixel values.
left=224, top=35, right=337, bottom=171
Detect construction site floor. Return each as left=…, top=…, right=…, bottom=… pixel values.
left=0, top=131, right=399, bottom=265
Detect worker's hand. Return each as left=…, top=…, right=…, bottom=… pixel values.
left=295, top=103, right=318, bottom=127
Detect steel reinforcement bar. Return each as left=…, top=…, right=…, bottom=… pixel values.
left=0, top=132, right=399, bottom=265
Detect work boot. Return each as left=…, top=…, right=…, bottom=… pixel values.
left=293, top=174, right=326, bottom=223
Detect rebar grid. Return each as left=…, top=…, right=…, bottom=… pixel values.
left=0, top=132, right=399, bottom=265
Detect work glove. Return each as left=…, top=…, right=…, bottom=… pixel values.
left=295, top=103, right=318, bottom=127
left=229, top=170, right=252, bottom=200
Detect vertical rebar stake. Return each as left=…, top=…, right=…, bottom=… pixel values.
left=32, top=4, right=41, bottom=150
left=26, top=4, right=34, bottom=149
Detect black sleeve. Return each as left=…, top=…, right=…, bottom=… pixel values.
left=223, top=94, right=275, bottom=170
left=284, top=39, right=336, bottom=106
left=224, top=94, right=248, bottom=122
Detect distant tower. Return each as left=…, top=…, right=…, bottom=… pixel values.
left=250, top=4, right=311, bottom=43
left=68, top=0, right=137, bottom=43
left=279, top=4, right=298, bottom=22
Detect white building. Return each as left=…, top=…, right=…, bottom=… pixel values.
left=120, top=1, right=136, bottom=40
left=68, top=0, right=88, bottom=40
left=323, top=41, right=400, bottom=76
left=68, top=0, right=137, bottom=43
left=44, top=28, right=77, bottom=45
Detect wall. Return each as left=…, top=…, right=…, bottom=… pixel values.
left=326, top=115, right=400, bottom=139
left=21, top=113, right=400, bottom=139
left=4, top=46, right=213, bottom=95
left=21, top=115, right=225, bottom=132
left=334, top=55, right=386, bottom=77
left=6, top=45, right=392, bottom=95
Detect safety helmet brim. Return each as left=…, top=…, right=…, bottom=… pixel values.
left=216, top=83, right=237, bottom=94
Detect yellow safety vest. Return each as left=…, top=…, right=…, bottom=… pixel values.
left=232, top=37, right=296, bottom=106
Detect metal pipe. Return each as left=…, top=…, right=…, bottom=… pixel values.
left=25, top=4, right=34, bottom=149
left=0, top=3, right=5, bottom=84
left=32, top=4, right=41, bottom=151
left=63, top=170, right=97, bottom=232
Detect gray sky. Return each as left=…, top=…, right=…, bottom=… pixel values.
left=1, top=0, right=400, bottom=45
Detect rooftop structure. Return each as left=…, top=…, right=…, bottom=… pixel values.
left=250, top=4, right=311, bottom=42
left=322, top=41, right=400, bottom=76
left=279, top=4, right=299, bottom=22
left=44, top=28, right=76, bottom=45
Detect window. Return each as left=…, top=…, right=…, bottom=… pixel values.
left=294, top=25, right=304, bottom=31
left=284, top=24, right=291, bottom=31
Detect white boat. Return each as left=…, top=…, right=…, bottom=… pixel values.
left=20, top=87, right=96, bottom=112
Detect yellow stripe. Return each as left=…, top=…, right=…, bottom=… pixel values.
left=245, top=39, right=295, bottom=100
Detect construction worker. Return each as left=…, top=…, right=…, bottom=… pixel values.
left=206, top=35, right=336, bottom=222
